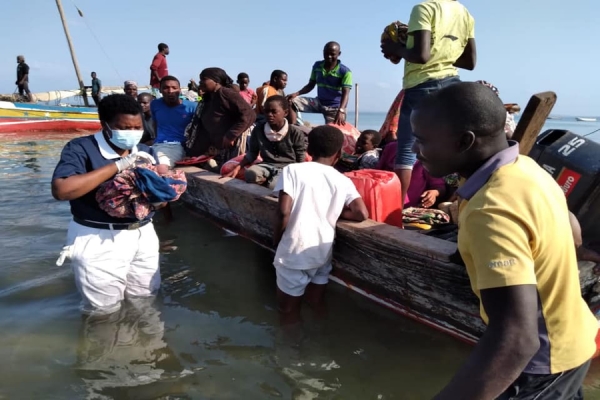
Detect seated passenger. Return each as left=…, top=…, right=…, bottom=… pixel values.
left=151, top=76, right=197, bottom=167
left=222, top=96, right=306, bottom=189
left=256, top=70, right=294, bottom=123
left=375, top=140, right=397, bottom=171
left=405, top=160, right=447, bottom=208
left=354, top=130, right=382, bottom=169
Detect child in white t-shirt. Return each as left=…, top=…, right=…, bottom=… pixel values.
left=273, top=125, right=368, bottom=325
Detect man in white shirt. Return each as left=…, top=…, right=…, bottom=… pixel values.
left=273, top=125, right=368, bottom=326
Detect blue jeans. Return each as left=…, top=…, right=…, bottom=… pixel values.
left=395, top=76, right=461, bottom=169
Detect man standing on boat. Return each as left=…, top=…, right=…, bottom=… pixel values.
left=380, top=0, right=476, bottom=207
left=90, top=72, right=102, bottom=106
left=16, top=55, right=32, bottom=103
left=150, top=43, right=169, bottom=98
left=287, top=41, right=352, bottom=125
left=412, top=82, right=596, bottom=400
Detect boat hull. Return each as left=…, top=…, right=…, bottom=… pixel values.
left=179, top=167, right=600, bottom=354
left=0, top=101, right=100, bottom=133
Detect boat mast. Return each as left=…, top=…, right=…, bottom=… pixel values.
left=55, top=0, right=90, bottom=107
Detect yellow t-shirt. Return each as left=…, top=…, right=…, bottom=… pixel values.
left=403, top=0, right=475, bottom=89
left=457, top=150, right=597, bottom=375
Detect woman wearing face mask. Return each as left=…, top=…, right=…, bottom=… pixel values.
left=51, top=94, right=160, bottom=317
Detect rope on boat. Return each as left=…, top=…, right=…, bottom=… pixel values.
left=68, top=0, right=123, bottom=82
left=583, top=127, right=600, bottom=137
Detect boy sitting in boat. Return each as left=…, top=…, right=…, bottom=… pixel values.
left=337, top=130, right=382, bottom=172
left=273, top=125, right=368, bottom=327
left=222, top=96, right=306, bottom=189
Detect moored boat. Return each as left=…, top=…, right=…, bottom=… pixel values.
left=577, top=117, right=597, bottom=122
left=0, top=101, right=100, bottom=133
left=178, top=91, right=600, bottom=355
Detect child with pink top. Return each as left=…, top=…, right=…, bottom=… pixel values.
left=237, top=72, right=257, bottom=106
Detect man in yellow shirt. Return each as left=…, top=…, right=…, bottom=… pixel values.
left=381, top=0, right=476, bottom=207
left=411, top=82, right=596, bottom=399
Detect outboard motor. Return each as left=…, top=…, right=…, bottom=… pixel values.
left=529, top=130, right=600, bottom=249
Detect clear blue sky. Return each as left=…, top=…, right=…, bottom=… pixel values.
left=2, top=0, right=599, bottom=115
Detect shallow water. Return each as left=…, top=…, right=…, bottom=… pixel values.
left=1, top=132, right=600, bottom=399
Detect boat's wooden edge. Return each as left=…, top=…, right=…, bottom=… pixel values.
left=180, top=166, right=458, bottom=263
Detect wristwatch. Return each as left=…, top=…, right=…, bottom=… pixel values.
left=338, top=108, right=346, bottom=114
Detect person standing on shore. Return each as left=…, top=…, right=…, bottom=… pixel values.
left=413, top=82, right=596, bottom=400
left=287, top=42, right=352, bottom=125
left=90, top=72, right=102, bottom=106
left=16, top=55, right=32, bottom=102
left=380, top=0, right=476, bottom=207
left=150, top=43, right=169, bottom=98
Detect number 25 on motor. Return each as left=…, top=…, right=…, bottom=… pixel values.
left=558, top=137, right=586, bottom=157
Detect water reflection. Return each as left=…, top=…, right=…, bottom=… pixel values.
left=75, top=298, right=169, bottom=398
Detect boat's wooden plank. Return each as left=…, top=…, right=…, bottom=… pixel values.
left=181, top=166, right=485, bottom=338
left=512, top=91, right=557, bottom=155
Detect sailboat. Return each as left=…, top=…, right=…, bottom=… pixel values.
left=0, top=0, right=102, bottom=133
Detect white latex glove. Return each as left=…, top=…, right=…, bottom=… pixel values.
left=115, top=151, right=157, bottom=172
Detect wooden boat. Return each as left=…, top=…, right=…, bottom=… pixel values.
left=577, top=117, right=598, bottom=122
left=0, top=101, right=100, bottom=133
left=178, top=91, right=600, bottom=354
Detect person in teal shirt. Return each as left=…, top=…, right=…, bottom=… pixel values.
left=90, top=72, right=102, bottom=106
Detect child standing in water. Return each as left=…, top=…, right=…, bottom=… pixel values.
left=237, top=72, right=257, bottom=107
left=273, top=125, right=368, bottom=326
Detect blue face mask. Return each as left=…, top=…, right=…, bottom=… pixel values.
left=107, top=126, right=144, bottom=150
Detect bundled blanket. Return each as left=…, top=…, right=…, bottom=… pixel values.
left=96, top=164, right=187, bottom=220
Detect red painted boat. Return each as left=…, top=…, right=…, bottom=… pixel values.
left=0, top=118, right=100, bottom=134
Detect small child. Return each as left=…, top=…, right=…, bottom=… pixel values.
left=237, top=72, right=257, bottom=107
left=354, top=130, right=382, bottom=169
left=337, top=129, right=382, bottom=172
left=273, top=125, right=368, bottom=325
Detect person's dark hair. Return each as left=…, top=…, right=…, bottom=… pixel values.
left=324, top=41, right=341, bottom=50
left=270, top=70, right=287, bottom=82
left=264, top=95, right=289, bottom=111
left=160, top=75, right=180, bottom=88
left=98, top=94, right=142, bottom=123
left=158, top=43, right=168, bottom=52
left=416, top=82, right=506, bottom=138
left=200, top=67, right=234, bottom=88
left=137, top=92, right=153, bottom=102
left=237, top=72, right=249, bottom=81
left=307, top=125, right=344, bottom=158
left=361, top=129, right=382, bottom=146
left=91, top=71, right=96, bottom=75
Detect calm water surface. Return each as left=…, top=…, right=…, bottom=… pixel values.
left=1, top=131, right=600, bottom=400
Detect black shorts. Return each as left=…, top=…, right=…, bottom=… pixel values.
left=497, top=360, right=591, bottom=400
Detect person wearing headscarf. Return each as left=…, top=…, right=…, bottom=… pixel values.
left=124, top=81, right=138, bottom=98
left=185, top=67, right=255, bottom=171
